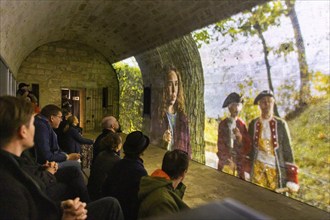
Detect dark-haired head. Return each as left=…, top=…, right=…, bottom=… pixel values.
left=162, top=149, right=189, bottom=180
left=41, top=104, right=61, bottom=119
left=100, top=132, right=122, bottom=153
left=0, top=96, right=34, bottom=147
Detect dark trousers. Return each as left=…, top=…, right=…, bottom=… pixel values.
left=87, top=197, right=124, bottom=220
left=49, top=165, right=90, bottom=203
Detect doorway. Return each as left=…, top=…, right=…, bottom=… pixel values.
left=61, top=88, right=84, bottom=128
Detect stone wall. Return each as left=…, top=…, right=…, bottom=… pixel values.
left=136, top=34, right=206, bottom=163
left=17, top=40, right=119, bottom=131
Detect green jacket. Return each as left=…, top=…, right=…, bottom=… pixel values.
left=138, top=169, right=189, bottom=219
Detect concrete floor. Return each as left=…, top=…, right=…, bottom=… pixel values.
left=84, top=132, right=329, bottom=220
left=140, top=145, right=329, bottom=220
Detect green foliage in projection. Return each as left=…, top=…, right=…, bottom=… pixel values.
left=277, top=78, right=300, bottom=115
left=113, top=62, right=143, bottom=133
left=213, top=1, right=284, bottom=38
left=194, top=29, right=211, bottom=48
left=193, top=1, right=287, bottom=46
left=237, top=77, right=259, bottom=124
left=288, top=97, right=330, bottom=211
left=204, top=117, right=218, bottom=153
left=193, top=0, right=292, bottom=116
left=312, top=71, right=330, bottom=97
left=272, top=42, right=295, bottom=61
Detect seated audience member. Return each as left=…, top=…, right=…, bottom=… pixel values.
left=54, top=108, right=72, bottom=149
left=138, top=149, right=190, bottom=218
left=93, top=116, right=120, bottom=164
left=16, top=82, right=30, bottom=99
left=28, top=92, right=41, bottom=113
left=62, top=115, right=94, bottom=154
left=21, top=150, right=91, bottom=203
left=0, top=96, right=124, bottom=220
left=88, top=132, right=122, bottom=201
left=103, top=131, right=149, bottom=220
left=34, top=104, right=81, bottom=169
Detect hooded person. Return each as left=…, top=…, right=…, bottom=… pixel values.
left=217, top=92, right=252, bottom=180
left=248, top=90, right=299, bottom=193
left=138, top=149, right=190, bottom=219
left=102, top=131, right=149, bottom=220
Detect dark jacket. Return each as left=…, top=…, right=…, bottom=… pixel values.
left=92, top=129, right=114, bottom=164
left=20, top=150, right=90, bottom=203
left=0, top=149, right=61, bottom=220
left=103, top=156, right=147, bottom=220
left=34, top=114, right=67, bottom=164
left=62, top=126, right=93, bottom=154
left=88, top=150, right=121, bottom=201
left=138, top=169, right=189, bottom=218
left=54, top=119, right=68, bottom=149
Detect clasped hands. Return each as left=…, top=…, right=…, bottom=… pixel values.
left=61, top=197, right=87, bottom=220
left=43, top=161, right=58, bottom=174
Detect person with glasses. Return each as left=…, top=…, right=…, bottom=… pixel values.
left=0, top=96, right=125, bottom=220
left=33, top=104, right=81, bottom=169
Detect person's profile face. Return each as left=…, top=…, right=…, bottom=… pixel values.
left=110, top=117, right=120, bottom=131
left=50, top=111, right=63, bottom=129
left=24, top=115, right=36, bottom=149
left=258, top=96, right=275, bottom=115
left=166, top=71, right=179, bottom=106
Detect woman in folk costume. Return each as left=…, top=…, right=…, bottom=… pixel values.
left=217, top=92, right=252, bottom=180
left=160, top=65, right=191, bottom=158
left=248, top=90, right=299, bottom=193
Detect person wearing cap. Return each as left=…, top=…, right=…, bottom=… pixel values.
left=217, top=92, right=252, bottom=180
left=102, top=131, right=149, bottom=220
left=248, top=90, right=299, bottom=193
left=138, top=149, right=190, bottom=218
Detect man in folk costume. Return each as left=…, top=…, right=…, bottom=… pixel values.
left=248, top=90, right=299, bottom=193
left=217, top=92, right=252, bottom=180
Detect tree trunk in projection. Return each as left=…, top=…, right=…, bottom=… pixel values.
left=136, top=34, right=206, bottom=164
left=285, top=0, right=310, bottom=106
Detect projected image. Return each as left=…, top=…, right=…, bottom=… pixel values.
left=195, top=0, right=329, bottom=211
left=248, top=91, right=298, bottom=193
left=159, top=65, right=192, bottom=158
left=217, top=93, right=251, bottom=180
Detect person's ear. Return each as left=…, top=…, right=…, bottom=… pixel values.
left=17, top=125, right=28, bottom=139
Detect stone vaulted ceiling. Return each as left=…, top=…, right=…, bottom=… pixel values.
left=0, top=0, right=266, bottom=74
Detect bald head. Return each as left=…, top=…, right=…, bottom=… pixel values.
left=101, top=116, right=119, bottom=132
